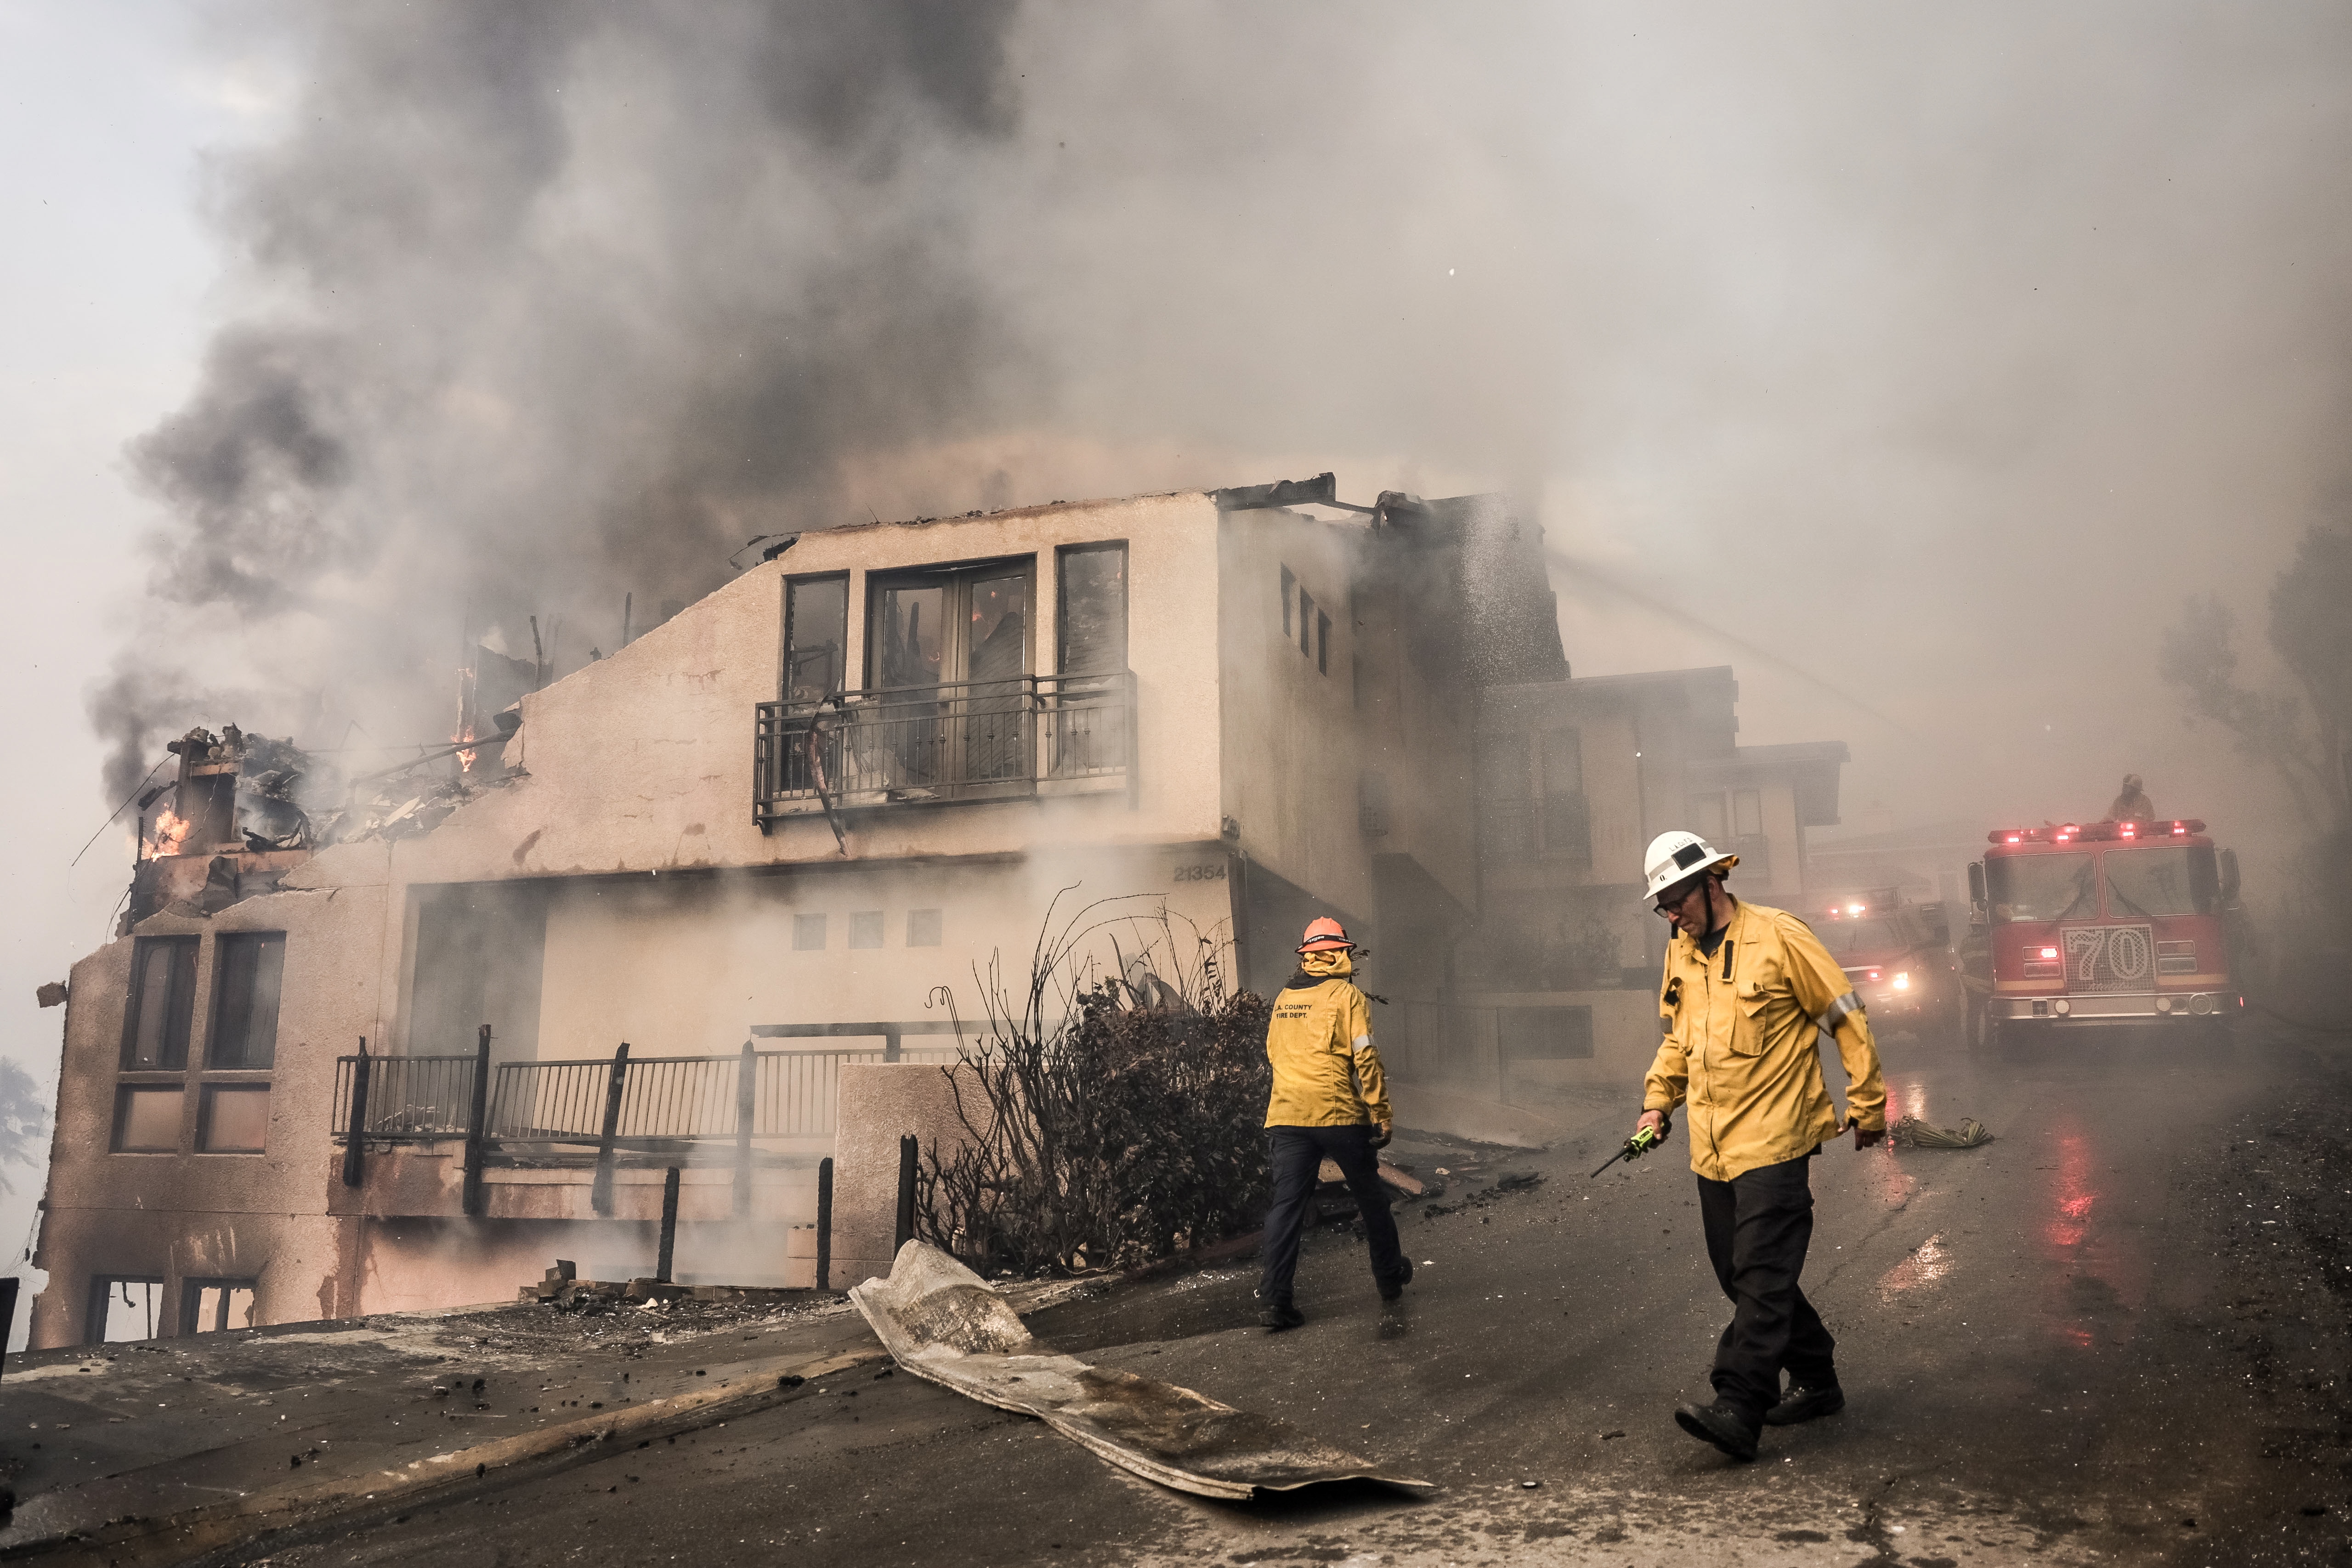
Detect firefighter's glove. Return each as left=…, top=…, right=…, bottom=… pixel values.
left=1368, top=1121, right=1392, bottom=1151
left=1851, top=1121, right=1886, bottom=1150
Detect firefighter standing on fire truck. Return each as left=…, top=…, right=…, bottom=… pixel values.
left=1634, top=830, right=1888, bottom=1461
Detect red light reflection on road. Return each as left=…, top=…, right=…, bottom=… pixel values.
left=2046, top=1131, right=2097, bottom=1248
left=2039, top=1117, right=2144, bottom=1351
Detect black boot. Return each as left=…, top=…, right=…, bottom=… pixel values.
left=1764, top=1381, right=1845, bottom=1426
left=1259, top=1301, right=1306, bottom=1331
left=1378, top=1257, right=1413, bottom=1302
left=1674, top=1400, right=1760, bottom=1461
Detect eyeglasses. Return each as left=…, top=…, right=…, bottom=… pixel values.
left=1653, top=883, right=1708, bottom=920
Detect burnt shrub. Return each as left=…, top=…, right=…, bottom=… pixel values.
left=918, top=900, right=1272, bottom=1275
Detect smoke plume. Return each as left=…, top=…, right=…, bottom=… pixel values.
left=98, top=1, right=2352, bottom=874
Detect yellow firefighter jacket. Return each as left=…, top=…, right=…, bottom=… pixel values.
left=1643, top=897, right=1887, bottom=1182
left=1264, top=951, right=1392, bottom=1129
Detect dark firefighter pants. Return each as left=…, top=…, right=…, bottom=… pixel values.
left=1259, top=1125, right=1405, bottom=1307
left=1698, top=1155, right=1838, bottom=1423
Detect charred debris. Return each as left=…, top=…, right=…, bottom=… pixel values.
left=122, top=711, right=526, bottom=931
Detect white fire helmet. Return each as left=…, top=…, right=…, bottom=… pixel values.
left=1641, top=830, right=1740, bottom=904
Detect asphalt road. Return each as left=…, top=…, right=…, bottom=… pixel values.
left=233, top=1023, right=2352, bottom=1568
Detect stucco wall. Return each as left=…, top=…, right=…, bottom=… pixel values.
left=32, top=874, right=392, bottom=1348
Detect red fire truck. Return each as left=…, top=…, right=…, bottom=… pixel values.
left=1963, top=817, right=2243, bottom=1048
left=1811, top=888, right=1965, bottom=1044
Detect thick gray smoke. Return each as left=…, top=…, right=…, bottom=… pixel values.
left=102, top=0, right=1027, bottom=797
left=99, top=1, right=2352, bottom=873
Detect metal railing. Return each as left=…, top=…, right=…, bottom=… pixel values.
left=482, top=1045, right=961, bottom=1146
left=331, top=1054, right=477, bottom=1140
left=334, top=1023, right=975, bottom=1219
left=754, top=670, right=1133, bottom=826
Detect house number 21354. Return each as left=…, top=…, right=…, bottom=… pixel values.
left=1173, top=862, right=1228, bottom=883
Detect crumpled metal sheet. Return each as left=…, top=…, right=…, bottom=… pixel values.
left=850, top=1241, right=1435, bottom=1500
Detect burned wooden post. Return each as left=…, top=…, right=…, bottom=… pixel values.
left=816, top=1156, right=833, bottom=1292
left=732, top=1040, right=756, bottom=1218
left=656, top=1166, right=680, bottom=1283
left=340, top=1037, right=372, bottom=1189
left=590, top=1043, right=632, bottom=1217
left=0, top=1277, right=18, bottom=1383
left=894, top=1134, right=918, bottom=1252
left=461, top=1023, right=493, bottom=1217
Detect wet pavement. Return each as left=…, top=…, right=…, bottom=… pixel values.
left=30, top=1024, right=2352, bottom=1565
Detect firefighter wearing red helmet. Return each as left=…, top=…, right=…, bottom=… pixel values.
left=1635, top=829, right=1888, bottom=1462
left=1255, top=917, right=1409, bottom=1330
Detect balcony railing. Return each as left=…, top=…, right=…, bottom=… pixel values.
left=331, top=1054, right=476, bottom=1141
left=483, top=1045, right=960, bottom=1148
left=754, top=671, right=1134, bottom=828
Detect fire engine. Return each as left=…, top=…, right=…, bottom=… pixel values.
left=1811, top=888, right=1964, bottom=1044
left=1962, top=817, right=2243, bottom=1048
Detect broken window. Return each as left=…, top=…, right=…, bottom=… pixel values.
left=198, top=1085, right=270, bottom=1153
left=406, top=883, right=547, bottom=1057
left=793, top=913, right=827, bottom=951
left=867, top=560, right=1032, bottom=787
left=85, top=1276, right=165, bottom=1343
left=180, top=1279, right=258, bottom=1335
left=1298, top=590, right=1315, bottom=657
left=122, top=936, right=198, bottom=1070
left=784, top=575, right=849, bottom=704
left=1056, top=543, right=1127, bottom=674
left=1316, top=610, right=1331, bottom=675
left=1281, top=566, right=1295, bottom=639
left=208, top=933, right=285, bottom=1069
left=850, top=911, right=885, bottom=949
left=907, top=909, right=943, bottom=947
left=112, top=1086, right=183, bottom=1152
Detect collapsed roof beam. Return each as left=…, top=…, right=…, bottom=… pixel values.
left=1212, top=472, right=1374, bottom=514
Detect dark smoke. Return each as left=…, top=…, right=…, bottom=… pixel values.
left=92, top=1, right=2352, bottom=880
left=99, top=0, right=1029, bottom=787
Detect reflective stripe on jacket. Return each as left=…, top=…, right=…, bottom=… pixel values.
left=1264, top=952, right=1390, bottom=1129
left=1642, top=898, right=1887, bottom=1181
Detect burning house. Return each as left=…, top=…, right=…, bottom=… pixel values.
left=33, top=476, right=1845, bottom=1347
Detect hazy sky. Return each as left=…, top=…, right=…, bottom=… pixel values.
left=7, top=3, right=2351, bottom=1289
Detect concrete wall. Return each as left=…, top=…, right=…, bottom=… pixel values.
left=830, top=1063, right=990, bottom=1287
left=32, top=872, right=393, bottom=1348
left=1216, top=509, right=1376, bottom=924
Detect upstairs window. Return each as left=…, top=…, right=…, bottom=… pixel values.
left=1280, top=566, right=1295, bottom=639
left=209, top=934, right=285, bottom=1069
left=123, top=937, right=198, bottom=1071
left=784, top=575, right=850, bottom=704
left=1316, top=609, right=1331, bottom=675
left=1057, top=543, right=1128, bottom=675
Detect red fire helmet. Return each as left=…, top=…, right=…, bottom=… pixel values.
left=1297, top=917, right=1355, bottom=953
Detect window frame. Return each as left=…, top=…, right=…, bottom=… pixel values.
left=208, top=932, right=286, bottom=1070
left=781, top=572, right=852, bottom=705
left=121, top=935, right=200, bottom=1072
left=1054, top=541, right=1129, bottom=677
left=197, top=1083, right=271, bottom=1155
left=111, top=1084, right=186, bottom=1154
left=862, top=555, right=1035, bottom=691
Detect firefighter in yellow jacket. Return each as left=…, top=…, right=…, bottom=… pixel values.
left=1634, top=830, right=1888, bottom=1461
left=1257, top=917, right=1409, bottom=1330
